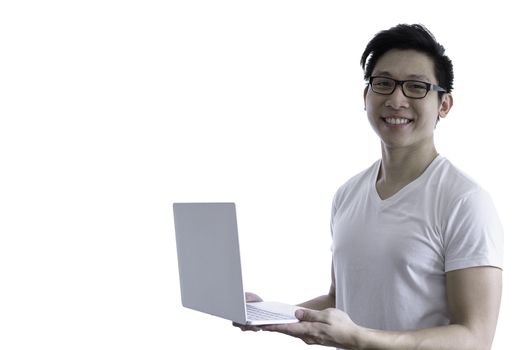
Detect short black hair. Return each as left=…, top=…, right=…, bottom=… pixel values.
left=360, top=24, right=454, bottom=93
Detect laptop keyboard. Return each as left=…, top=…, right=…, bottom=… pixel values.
left=246, top=304, right=293, bottom=320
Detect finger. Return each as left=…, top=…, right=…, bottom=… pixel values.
left=245, top=292, right=263, bottom=303
left=302, top=337, right=317, bottom=345
left=262, top=323, right=321, bottom=345
left=243, top=326, right=261, bottom=332
left=261, top=323, right=307, bottom=336
left=233, top=321, right=261, bottom=332
left=295, top=308, right=329, bottom=323
left=260, top=324, right=294, bottom=333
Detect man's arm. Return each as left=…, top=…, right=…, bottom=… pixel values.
left=263, top=266, right=502, bottom=350
left=297, top=261, right=336, bottom=310
left=357, top=266, right=502, bottom=350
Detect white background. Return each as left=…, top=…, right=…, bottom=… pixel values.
left=1, top=1, right=522, bottom=349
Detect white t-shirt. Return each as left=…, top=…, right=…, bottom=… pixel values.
left=331, top=155, right=503, bottom=331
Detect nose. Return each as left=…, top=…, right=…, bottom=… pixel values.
left=385, top=84, right=410, bottom=109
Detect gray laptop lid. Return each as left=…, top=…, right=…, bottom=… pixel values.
left=173, top=203, right=247, bottom=324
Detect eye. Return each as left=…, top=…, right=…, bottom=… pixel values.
left=374, top=78, right=394, bottom=88
left=405, top=81, right=428, bottom=91
left=372, top=78, right=395, bottom=92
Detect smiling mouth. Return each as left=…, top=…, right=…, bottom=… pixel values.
left=383, top=117, right=413, bottom=125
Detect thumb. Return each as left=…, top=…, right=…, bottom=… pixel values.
left=245, top=292, right=263, bottom=303
left=295, top=308, right=323, bottom=322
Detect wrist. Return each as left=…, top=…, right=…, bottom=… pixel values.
left=349, top=325, right=369, bottom=350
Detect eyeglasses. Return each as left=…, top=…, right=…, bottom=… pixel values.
left=369, top=76, right=447, bottom=99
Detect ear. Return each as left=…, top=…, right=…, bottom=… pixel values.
left=438, top=93, right=453, bottom=119
left=363, top=85, right=369, bottom=110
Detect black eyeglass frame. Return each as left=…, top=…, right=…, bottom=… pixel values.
left=369, top=76, right=447, bottom=99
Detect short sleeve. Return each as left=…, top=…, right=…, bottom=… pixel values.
left=443, top=189, right=504, bottom=272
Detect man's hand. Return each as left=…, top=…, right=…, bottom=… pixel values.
left=261, top=308, right=359, bottom=348
left=244, top=292, right=263, bottom=303
left=260, top=267, right=502, bottom=350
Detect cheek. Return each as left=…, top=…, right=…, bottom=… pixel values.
left=364, top=96, right=379, bottom=115
left=365, top=105, right=376, bottom=122
left=365, top=101, right=383, bottom=126
left=414, top=101, right=440, bottom=123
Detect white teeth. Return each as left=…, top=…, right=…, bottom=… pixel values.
left=385, top=117, right=411, bottom=125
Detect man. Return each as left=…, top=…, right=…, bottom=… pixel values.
left=239, top=24, right=504, bottom=349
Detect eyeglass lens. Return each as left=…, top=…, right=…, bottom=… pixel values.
left=371, top=77, right=429, bottom=98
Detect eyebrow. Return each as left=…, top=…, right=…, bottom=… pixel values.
left=373, top=71, right=432, bottom=82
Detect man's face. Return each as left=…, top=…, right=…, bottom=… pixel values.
left=364, top=49, right=452, bottom=150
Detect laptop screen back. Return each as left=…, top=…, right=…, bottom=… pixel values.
left=173, top=203, right=247, bottom=324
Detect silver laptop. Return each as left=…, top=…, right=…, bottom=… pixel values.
left=173, top=202, right=300, bottom=325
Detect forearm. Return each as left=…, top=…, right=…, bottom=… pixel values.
left=297, top=293, right=335, bottom=311
left=355, top=268, right=501, bottom=350
left=355, top=324, right=490, bottom=350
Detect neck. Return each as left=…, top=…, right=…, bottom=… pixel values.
left=377, top=142, right=438, bottom=194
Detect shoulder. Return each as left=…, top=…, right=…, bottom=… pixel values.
left=429, top=156, right=486, bottom=205
left=427, top=157, right=501, bottom=229
left=433, top=158, right=503, bottom=255
left=333, top=160, right=379, bottom=205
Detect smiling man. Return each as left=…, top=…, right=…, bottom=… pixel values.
left=239, top=24, right=504, bottom=350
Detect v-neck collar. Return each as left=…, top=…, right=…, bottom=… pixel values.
left=370, top=155, right=443, bottom=207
